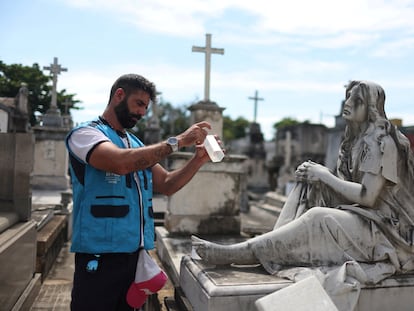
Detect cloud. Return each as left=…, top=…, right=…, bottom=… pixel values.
left=53, top=0, right=414, bottom=139
left=62, top=0, right=414, bottom=34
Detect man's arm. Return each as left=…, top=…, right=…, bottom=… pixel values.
left=88, top=121, right=211, bottom=175
left=89, top=140, right=173, bottom=175
left=152, top=145, right=210, bottom=196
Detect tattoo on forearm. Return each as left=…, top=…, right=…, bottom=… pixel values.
left=154, top=145, right=171, bottom=159
left=136, top=158, right=150, bottom=167
left=133, top=143, right=171, bottom=170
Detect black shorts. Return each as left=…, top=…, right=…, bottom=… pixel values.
left=71, top=250, right=139, bottom=311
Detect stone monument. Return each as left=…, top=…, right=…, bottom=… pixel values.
left=41, top=57, right=67, bottom=127
left=246, top=90, right=268, bottom=193
left=186, top=80, right=414, bottom=311
left=32, top=57, right=71, bottom=190
left=156, top=34, right=248, bottom=287
left=0, top=85, right=40, bottom=310
left=189, top=33, right=225, bottom=135
left=275, top=122, right=327, bottom=195
left=163, top=33, right=247, bottom=235
left=0, top=82, right=31, bottom=133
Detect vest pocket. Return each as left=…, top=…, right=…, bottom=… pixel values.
left=91, top=205, right=129, bottom=217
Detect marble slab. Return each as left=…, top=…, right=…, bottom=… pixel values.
left=180, top=255, right=291, bottom=311
left=255, top=275, right=338, bottom=311
left=180, top=255, right=414, bottom=311
left=156, top=227, right=414, bottom=311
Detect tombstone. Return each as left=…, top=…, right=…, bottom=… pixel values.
left=0, top=83, right=31, bottom=133
left=62, top=98, right=74, bottom=129
left=31, top=57, right=71, bottom=190
left=0, top=85, right=40, bottom=310
left=40, top=57, right=67, bottom=127
left=156, top=34, right=248, bottom=287
left=245, top=91, right=268, bottom=193
left=163, top=33, right=247, bottom=235
left=275, top=123, right=327, bottom=195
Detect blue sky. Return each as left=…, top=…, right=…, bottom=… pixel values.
left=1, top=0, right=414, bottom=140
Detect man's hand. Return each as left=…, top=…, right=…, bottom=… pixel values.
left=177, top=121, right=211, bottom=148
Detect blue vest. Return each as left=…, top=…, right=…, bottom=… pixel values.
left=66, top=118, right=154, bottom=253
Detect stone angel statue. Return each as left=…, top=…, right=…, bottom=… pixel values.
left=192, top=80, right=414, bottom=281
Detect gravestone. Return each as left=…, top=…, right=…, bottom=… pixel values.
left=245, top=90, right=268, bottom=193
left=0, top=85, right=40, bottom=310
left=30, top=57, right=73, bottom=282
left=275, top=123, right=327, bottom=194
left=156, top=34, right=248, bottom=289
left=0, top=83, right=31, bottom=133
left=163, top=33, right=247, bottom=235
left=32, top=57, right=71, bottom=190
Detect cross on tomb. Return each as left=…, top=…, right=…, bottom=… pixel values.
left=62, top=98, right=72, bottom=115
left=248, top=90, right=264, bottom=123
left=43, top=57, right=67, bottom=111
left=192, top=33, right=224, bottom=102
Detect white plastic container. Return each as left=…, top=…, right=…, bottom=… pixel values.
left=204, top=135, right=224, bottom=162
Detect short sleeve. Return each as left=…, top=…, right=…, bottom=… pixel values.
left=360, top=135, right=398, bottom=184
left=67, top=127, right=110, bottom=163
left=360, top=142, right=381, bottom=174
left=380, top=136, right=398, bottom=184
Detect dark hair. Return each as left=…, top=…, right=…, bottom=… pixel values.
left=109, top=74, right=157, bottom=104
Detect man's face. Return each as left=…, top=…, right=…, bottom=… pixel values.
left=114, top=90, right=150, bottom=129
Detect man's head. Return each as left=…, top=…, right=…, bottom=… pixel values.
left=109, top=74, right=157, bottom=129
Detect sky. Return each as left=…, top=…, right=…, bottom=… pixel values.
left=1, top=0, right=414, bottom=140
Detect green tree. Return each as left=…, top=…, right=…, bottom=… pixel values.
left=223, top=116, right=250, bottom=142
left=0, top=60, right=81, bottom=126
left=273, top=117, right=300, bottom=131
left=132, top=100, right=190, bottom=140
left=133, top=101, right=250, bottom=143
left=158, top=101, right=189, bottom=138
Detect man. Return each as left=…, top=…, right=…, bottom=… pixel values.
left=66, top=73, right=213, bottom=310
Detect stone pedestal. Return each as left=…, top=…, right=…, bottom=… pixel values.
left=41, top=108, right=63, bottom=127
left=188, top=101, right=225, bottom=138
left=179, top=255, right=414, bottom=311
left=32, top=126, right=70, bottom=190
left=180, top=255, right=290, bottom=311
left=0, top=133, right=34, bottom=222
left=164, top=152, right=247, bottom=235
left=0, top=220, right=40, bottom=311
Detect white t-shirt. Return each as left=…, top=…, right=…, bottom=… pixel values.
left=68, top=127, right=110, bottom=163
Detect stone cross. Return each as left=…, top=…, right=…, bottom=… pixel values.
left=248, top=90, right=264, bottom=123
left=43, top=57, right=67, bottom=111
left=62, top=98, right=71, bottom=115
left=192, top=33, right=224, bottom=102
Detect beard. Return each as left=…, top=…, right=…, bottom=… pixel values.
left=114, top=97, right=142, bottom=129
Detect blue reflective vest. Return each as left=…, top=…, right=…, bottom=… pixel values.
left=65, top=118, right=154, bottom=254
